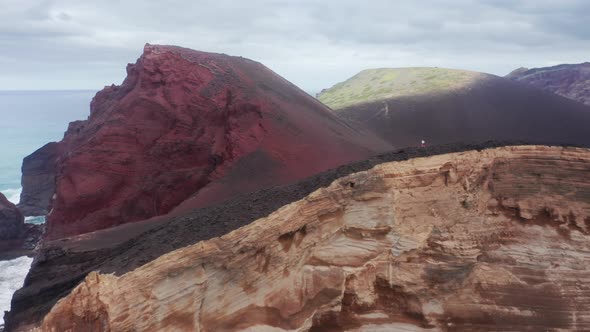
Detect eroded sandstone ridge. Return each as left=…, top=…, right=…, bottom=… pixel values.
left=24, top=44, right=390, bottom=240
left=36, top=146, right=590, bottom=331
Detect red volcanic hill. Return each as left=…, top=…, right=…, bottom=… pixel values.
left=31, top=44, right=391, bottom=240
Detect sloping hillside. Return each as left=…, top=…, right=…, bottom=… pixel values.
left=320, top=68, right=590, bottom=148
left=507, top=62, right=590, bottom=106
left=317, top=67, right=483, bottom=109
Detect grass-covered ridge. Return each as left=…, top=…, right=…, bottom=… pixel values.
left=318, top=67, right=485, bottom=109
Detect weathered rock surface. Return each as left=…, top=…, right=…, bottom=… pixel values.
left=0, top=193, right=24, bottom=245
left=0, top=193, right=43, bottom=260
left=33, top=145, right=590, bottom=331
left=507, top=63, right=590, bottom=106
left=4, top=142, right=520, bottom=331
left=18, top=143, right=59, bottom=217
left=320, top=68, right=590, bottom=148
left=26, top=44, right=390, bottom=240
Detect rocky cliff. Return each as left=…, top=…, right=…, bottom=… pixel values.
left=17, top=143, right=59, bottom=217
left=319, top=68, right=590, bottom=148
left=30, top=145, right=590, bottom=331
left=0, top=193, right=42, bottom=260
left=0, top=193, right=24, bottom=247
left=507, top=63, right=590, bottom=106
left=21, top=44, right=390, bottom=240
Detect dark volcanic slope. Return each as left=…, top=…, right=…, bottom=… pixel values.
left=26, top=44, right=390, bottom=240
left=507, top=63, right=590, bottom=106
left=6, top=141, right=588, bottom=330
left=320, top=69, right=590, bottom=148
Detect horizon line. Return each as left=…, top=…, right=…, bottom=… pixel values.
left=0, top=89, right=98, bottom=92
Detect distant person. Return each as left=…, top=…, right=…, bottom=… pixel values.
left=421, top=139, right=426, bottom=148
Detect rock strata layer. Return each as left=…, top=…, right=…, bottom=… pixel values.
left=21, top=44, right=390, bottom=240
left=3, top=142, right=529, bottom=330
left=33, top=145, right=590, bottom=331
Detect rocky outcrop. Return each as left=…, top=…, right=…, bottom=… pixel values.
left=1, top=142, right=536, bottom=330
left=0, top=193, right=24, bottom=244
left=32, top=145, right=590, bottom=331
left=28, top=44, right=390, bottom=240
left=0, top=193, right=43, bottom=260
left=320, top=68, right=590, bottom=148
left=507, top=63, right=590, bottom=106
left=18, top=143, right=59, bottom=217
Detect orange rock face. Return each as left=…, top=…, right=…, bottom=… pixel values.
left=35, top=146, right=590, bottom=331
left=35, top=44, right=390, bottom=240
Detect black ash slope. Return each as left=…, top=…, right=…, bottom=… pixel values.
left=335, top=76, right=590, bottom=148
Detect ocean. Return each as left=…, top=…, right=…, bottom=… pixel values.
left=0, top=90, right=95, bottom=325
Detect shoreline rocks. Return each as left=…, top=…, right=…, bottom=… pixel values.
left=0, top=193, right=44, bottom=261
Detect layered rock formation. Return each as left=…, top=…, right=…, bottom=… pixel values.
left=6, top=142, right=504, bottom=330
left=22, top=44, right=390, bottom=240
left=18, top=143, right=59, bottom=217
left=31, top=145, right=590, bottom=331
left=507, top=63, right=590, bottom=106
left=319, top=68, right=590, bottom=148
left=0, top=193, right=42, bottom=260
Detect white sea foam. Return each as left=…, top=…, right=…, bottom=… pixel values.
left=1, top=188, right=21, bottom=205
left=0, top=256, right=33, bottom=326
left=25, top=216, right=46, bottom=225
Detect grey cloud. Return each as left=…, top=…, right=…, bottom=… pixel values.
left=0, top=0, right=589, bottom=92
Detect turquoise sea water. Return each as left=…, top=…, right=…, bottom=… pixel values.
left=0, top=90, right=94, bottom=326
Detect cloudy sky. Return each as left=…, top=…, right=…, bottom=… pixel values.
left=1, top=0, right=589, bottom=92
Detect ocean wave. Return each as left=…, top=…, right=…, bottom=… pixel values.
left=1, top=187, right=21, bottom=205
left=0, top=256, right=33, bottom=326
left=25, top=216, right=46, bottom=225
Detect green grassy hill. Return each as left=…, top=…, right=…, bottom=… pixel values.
left=318, top=67, right=485, bottom=109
